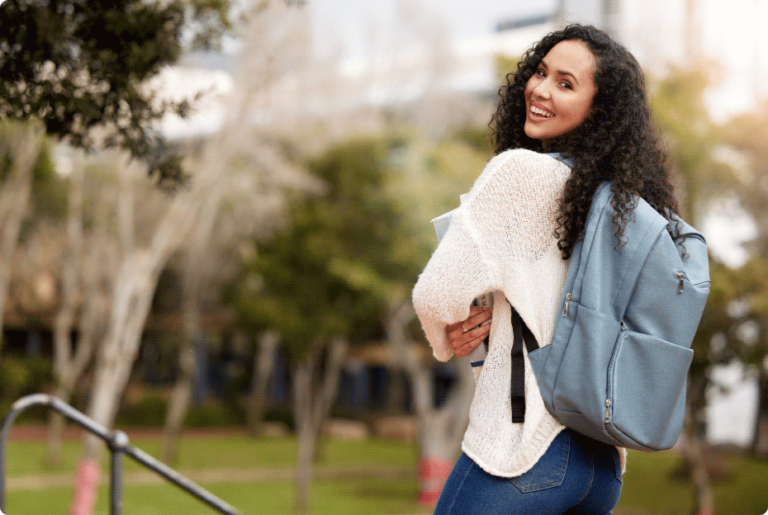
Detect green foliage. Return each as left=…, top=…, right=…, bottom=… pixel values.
left=230, top=137, right=414, bottom=362
left=495, top=54, right=521, bottom=89
left=32, top=139, right=68, bottom=220
left=711, top=256, right=768, bottom=368
left=112, top=392, right=249, bottom=428
left=453, top=125, right=494, bottom=156
left=0, top=0, right=230, bottom=183
left=114, top=393, right=169, bottom=427
left=0, top=122, right=66, bottom=220
left=722, top=100, right=768, bottom=257
left=0, top=355, right=53, bottom=415
left=651, top=65, right=735, bottom=223
left=183, top=400, right=247, bottom=428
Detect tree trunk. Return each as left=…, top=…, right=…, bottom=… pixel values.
left=47, top=235, right=109, bottom=467
left=311, top=337, right=347, bottom=460
left=384, top=300, right=474, bottom=505
left=750, top=356, right=768, bottom=458
left=293, top=337, right=348, bottom=513
left=683, top=375, right=715, bottom=515
left=47, top=160, right=84, bottom=467
left=162, top=261, right=202, bottom=465
left=162, top=296, right=198, bottom=464
left=247, top=331, right=280, bottom=435
left=0, top=122, right=43, bottom=351
left=71, top=154, right=226, bottom=515
left=162, top=168, right=225, bottom=462
left=293, top=355, right=315, bottom=515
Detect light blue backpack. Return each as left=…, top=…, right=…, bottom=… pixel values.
left=516, top=182, right=710, bottom=451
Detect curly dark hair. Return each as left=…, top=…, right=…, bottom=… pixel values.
left=490, top=24, right=679, bottom=260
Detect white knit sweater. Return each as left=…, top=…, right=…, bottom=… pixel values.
left=412, top=149, right=571, bottom=477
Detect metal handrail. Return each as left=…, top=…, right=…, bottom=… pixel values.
left=0, top=394, right=240, bottom=515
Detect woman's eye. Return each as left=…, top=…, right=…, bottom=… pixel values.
left=536, top=68, right=545, bottom=77
left=559, top=81, right=572, bottom=89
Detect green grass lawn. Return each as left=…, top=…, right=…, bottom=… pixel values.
left=2, top=428, right=767, bottom=515
left=5, top=478, right=432, bottom=515
left=2, top=429, right=417, bottom=475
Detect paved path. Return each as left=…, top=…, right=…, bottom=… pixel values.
left=6, top=465, right=416, bottom=490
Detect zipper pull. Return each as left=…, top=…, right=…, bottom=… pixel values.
left=562, top=293, right=571, bottom=317
left=605, top=399, right=611, bottom=423
left=676, top=271, right=685, bottom=294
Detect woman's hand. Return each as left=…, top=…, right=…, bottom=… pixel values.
left=446, top=306, right=493, bottom=358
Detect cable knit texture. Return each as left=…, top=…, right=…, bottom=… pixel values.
left=413, top=149, right=572, bottom=477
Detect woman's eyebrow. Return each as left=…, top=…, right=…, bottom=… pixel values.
left=558, top=70, right=579, bottom=85
left=540, top=58, right=580, bottom=85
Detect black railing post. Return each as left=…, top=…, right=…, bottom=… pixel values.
left=109, top=430, right=129, bottom=515
left=0, top=393, right=51, bottom=513
left=0, top=394, right=240, bottom=515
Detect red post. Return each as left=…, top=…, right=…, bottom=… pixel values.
left=417, top=457, right=454, bottom=505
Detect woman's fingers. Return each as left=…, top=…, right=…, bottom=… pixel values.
left=453, top=322, right=492, bottom=357
left=446, top=306, right=492, bottom=357
left=465, top=305, right=492, bottom=331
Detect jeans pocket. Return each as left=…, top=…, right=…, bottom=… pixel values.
left=509, top=430, right=570, bottom=493
left=611, top=447, right=624, bottom=484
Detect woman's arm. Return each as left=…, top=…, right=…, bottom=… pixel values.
left=412, top=205, right=498, bottom=361
left=413, top=149, right=569, bottom=361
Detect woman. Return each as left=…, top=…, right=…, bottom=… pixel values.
left=412, top=24, right=680, bottom=514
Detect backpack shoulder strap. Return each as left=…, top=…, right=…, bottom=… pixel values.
left=611, top=197, right=670, bottom=318
left=510, top=304, right=539, bottom=423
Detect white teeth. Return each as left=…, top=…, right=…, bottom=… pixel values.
left=531, top=106, right=553, bottom=118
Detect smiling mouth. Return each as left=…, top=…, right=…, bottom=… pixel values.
left=530, top=105, right=554, bottom=118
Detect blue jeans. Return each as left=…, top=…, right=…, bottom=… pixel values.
left=433, top=429, right=623, bottom=515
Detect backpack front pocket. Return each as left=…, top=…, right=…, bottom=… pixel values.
left=551, top=302, right=621, bottom=439
left=606, top=330, right=693, bottom=450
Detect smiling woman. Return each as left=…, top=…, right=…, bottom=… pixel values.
left=523, top=40, right=597, bottom=143
left=412, top=23, right=685, bottom=515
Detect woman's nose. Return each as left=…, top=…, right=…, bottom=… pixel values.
left=532, top=79, right=552, bottom=99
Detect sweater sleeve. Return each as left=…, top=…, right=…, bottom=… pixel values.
left=412, top=149, right=570, bottom=361
left=412, top=206, right=497, bottom=361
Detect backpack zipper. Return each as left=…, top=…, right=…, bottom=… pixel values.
left=676, top=271, right=685, bottom=294
left=605, top=399, right=611, bottom=423
left=562, top=293, right=572, bottom=317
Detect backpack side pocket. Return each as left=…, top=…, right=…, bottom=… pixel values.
left=606, top=331, right=692, bottom=450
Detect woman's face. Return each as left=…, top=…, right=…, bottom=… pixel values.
left=524, top=39, right=597, bottom=143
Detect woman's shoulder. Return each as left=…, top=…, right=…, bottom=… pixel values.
left=487, top=148, right=569, bottom=174
left=491, top=148, right=562, bottom=165
left=479, top=149, right=570, bottom=189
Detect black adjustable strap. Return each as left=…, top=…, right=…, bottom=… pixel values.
left=510, top=305, right=539, bottom=423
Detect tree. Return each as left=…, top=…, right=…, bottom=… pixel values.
left=228, top=137, right=409, bottom=512
left=160, top=134, right=306, bottom=462
left=0, top=0, right=229, bottom=183
left=66, top=1, right=315, bottom=512
left=651, top=65, right=738, bottom=515
left=385, top=299, right=474, bottom=504
left=0, top=121, right=48, bottom=351
left=721, top=101, right=768, bottom=457
left=47, top=153, right=104, bottom=467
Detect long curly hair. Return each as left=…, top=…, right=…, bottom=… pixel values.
left=490, top=24, right=679, bottom=260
